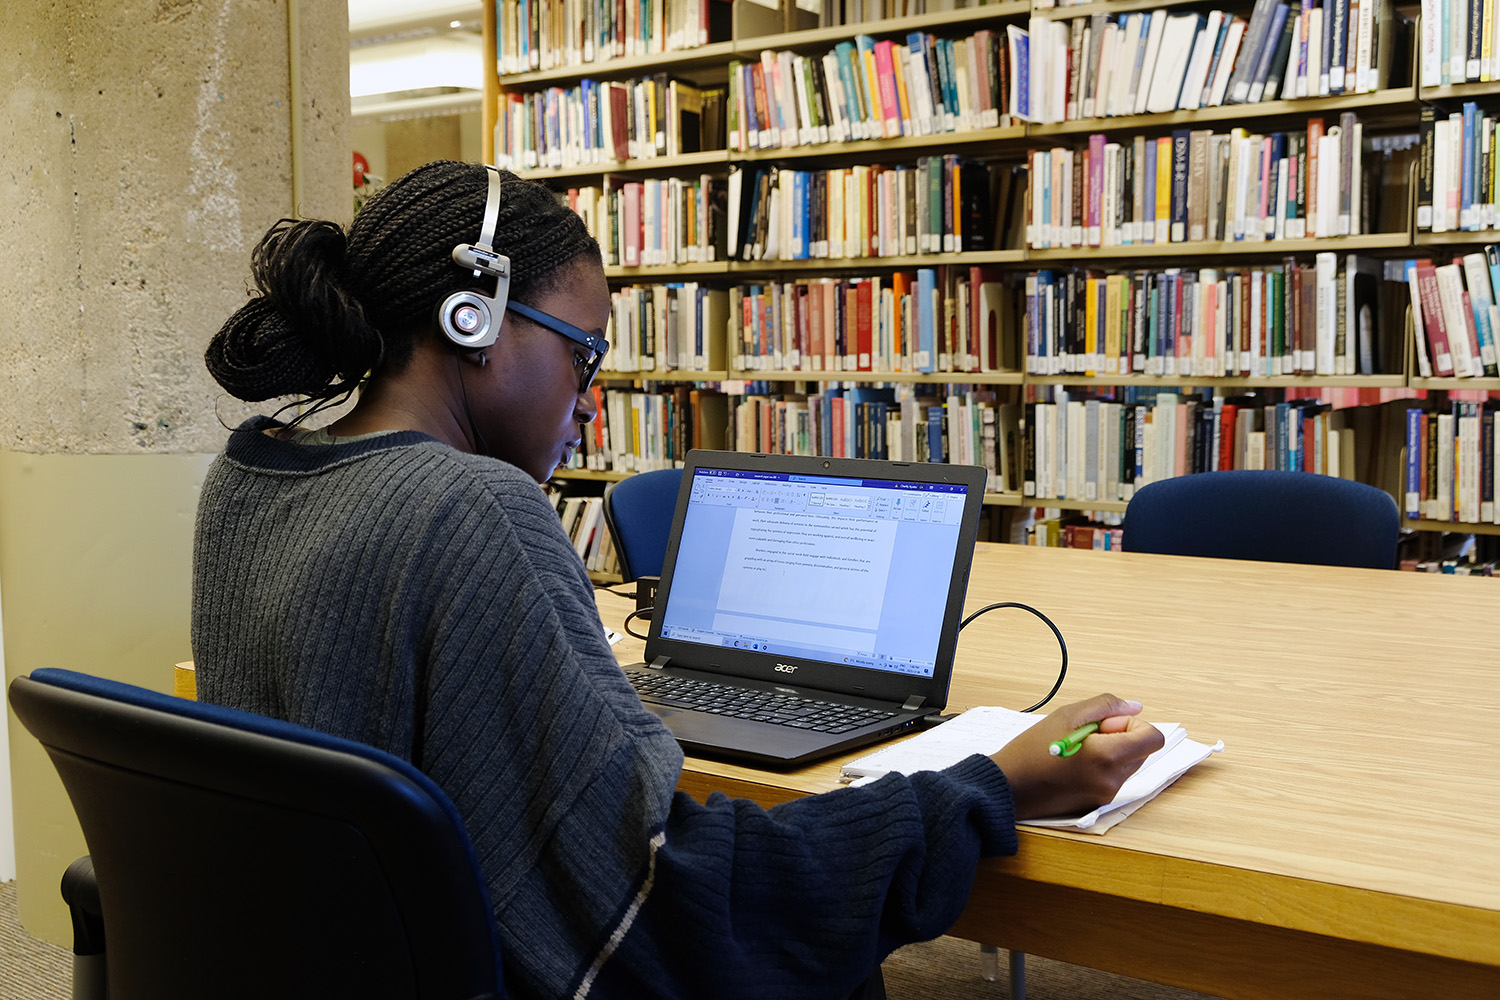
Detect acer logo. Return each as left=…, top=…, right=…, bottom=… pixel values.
left=774, top=663, right=798, bottom=674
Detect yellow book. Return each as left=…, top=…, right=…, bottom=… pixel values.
left=892, top=43, right=914, bottom=136
left=1084, top=275, right=1100, bottom=375
left=1155, top=136, right=1172, bottom=244
left=1105, top=274, right=1123, bottom=375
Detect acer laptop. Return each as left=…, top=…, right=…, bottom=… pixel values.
left=623, top=449, right=988, bottom=768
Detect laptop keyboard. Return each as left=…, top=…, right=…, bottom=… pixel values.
left=628, top=672, right=897, bottom=734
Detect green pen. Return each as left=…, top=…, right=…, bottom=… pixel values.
left=1048, top=722, right=1100, bottom=757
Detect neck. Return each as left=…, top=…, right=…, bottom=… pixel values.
left=326, top=341, right=477, bottom=452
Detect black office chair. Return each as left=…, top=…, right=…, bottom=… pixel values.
left=1123, top=470, right=1400, bottom=569
left=7, top=667, right=503, bottom=1000
left=601, top=467, right=684, bottom=582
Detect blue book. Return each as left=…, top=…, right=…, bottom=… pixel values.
left=791, top=170, right=810, bottom=259
left=926, top=405, right=946, bottom=462
left=1403, top=407, right=1421, bottom=518
left=1144, top=137, right=1158, bottom=243
left=937, top=39, right=962, bottom=121
left=834, top=42, right=865, bottom=139
left=1462, top=103, right=1478, bottom=229
left=1249, top=3, right=1290, bottom=102
left=917, top=268, right=937, bottom=373
left=1014, top=29, right=1030, bottom=121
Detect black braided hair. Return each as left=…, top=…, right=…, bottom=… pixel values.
left=205, top=160, right=601, bottom=408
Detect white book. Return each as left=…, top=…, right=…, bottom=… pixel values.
left=1134, top=12, right=1170, bottom=114
left=1146, top=13, right=1203, bottom=113
left=1178, top=12, right=1224, bottom=109
left=1435, top=262, right=1480, bottom=376
left=1123, top=13, right=1154, bottom=112
left=1356, top=0, right=1376, bottom=91
left=1208, top=18, right=1247, bottom=106
left=1049, top=20, right=1071, bottom=123
left=1315, top=251, right=1338, bottom=375
left=1111, top=17, right=1144, bottom=118
left=1309, top=7, right=1326, bottom=96
left=1095, top=22, right=1119, bottom=119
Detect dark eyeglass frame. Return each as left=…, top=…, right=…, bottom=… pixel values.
left=506, top=300, right=610, bottom=393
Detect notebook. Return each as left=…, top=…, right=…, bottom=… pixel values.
left=623, top=449, right=989, bottom=768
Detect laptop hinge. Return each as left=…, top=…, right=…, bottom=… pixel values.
left=649, top=656, right=670, bottom=670
left=901, top=695, right=925, bottom=712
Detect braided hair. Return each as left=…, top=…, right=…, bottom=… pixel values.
left=205, top=160, right=600, bottom=411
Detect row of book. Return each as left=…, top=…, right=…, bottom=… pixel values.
left=567, top=385, right=726, bottom=473
left=723, top=385, right=1021, bottom=491
left=1014, top=0, right=1398, bottom=126
left=1025, top=115, right=1373, bottom=250
left=1405, top=251, right=1500, bottom=377
left=726, top=159, right=1026, bottom=263
left=727, top=29, right=1009, bottom=153
left=1418, top=103, right=1500, bottom=234
left=493, top=75, right=726, bottom=171
left=727, top=267, right=1015, bottom=375
left=496, top=0, right=730, bottom=74
left=1022, top=391, right=1358, bottom=502
left=1403, top=402, right=1500, bottom=523
left=1024, top=255, right=1391, bottom=379
left=1024, top=513, right=1126, bottom=551
left=1418, top=0, right=1500, bottom=86
left=607, top=284, right=729, bottom=374
left=551, top=493, right=620, bottom=575
left=564, top=174, right=729, bottom=268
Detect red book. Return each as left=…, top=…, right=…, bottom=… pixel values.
left=622, top=182, right=642, bottom=267
left=832, top=396, right=846, bottom=458
left=1306, top=118, right=1325, bottom=233
left=1219, top=404, right=1239, bottom=470
left=856, top=279, right=874, bottom=371
left=1414, top=259, right=1455, bottom=376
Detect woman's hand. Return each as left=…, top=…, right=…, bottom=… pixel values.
left=990, top=694, right=1166, bottom=820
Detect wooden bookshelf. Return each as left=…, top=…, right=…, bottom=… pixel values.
left=488, top=0, right=1500, bottom=557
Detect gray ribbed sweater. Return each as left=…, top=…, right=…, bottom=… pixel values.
left=191, top=418, right=1019, bottom=1000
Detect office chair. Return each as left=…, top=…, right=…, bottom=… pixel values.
left=1123, top=470, right=1400, bottom=569
left=7, top=667, right=503, bottom=1000
left=601, top=467, right=684, bottom=582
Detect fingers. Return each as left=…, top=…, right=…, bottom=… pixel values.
left=1083, top=716, right=1166, bottom=763
left=1061, top=693, right=1144, bottom=729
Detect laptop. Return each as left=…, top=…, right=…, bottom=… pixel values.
left=623, top=449, right=988, bottom=768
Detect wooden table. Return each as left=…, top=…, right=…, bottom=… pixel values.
left=598, top=543, right=1500, bottom=1000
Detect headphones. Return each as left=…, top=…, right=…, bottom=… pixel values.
left=438, top=165, right=510, bottom=350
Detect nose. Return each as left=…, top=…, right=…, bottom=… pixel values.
left=575, top=385, right=599, bottom=424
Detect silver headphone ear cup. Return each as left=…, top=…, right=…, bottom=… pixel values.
left=440, top=291, right=497, bottom=349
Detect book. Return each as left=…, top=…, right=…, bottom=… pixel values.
left=840, top=705, right=1223, bottom=834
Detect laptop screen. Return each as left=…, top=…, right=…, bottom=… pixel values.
left=655, top=466, right=972, bottom=680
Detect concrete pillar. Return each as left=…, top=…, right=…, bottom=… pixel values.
left=0, top=0, right=349, bottom=943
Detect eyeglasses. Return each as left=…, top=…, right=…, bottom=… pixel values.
left=506, top=300, right=610, bottom=393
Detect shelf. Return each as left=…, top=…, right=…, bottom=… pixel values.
left=1027, top=374, right=1409, bottom=388
left=1409, top=377, right=1500, bottom=391
left=1414, top=230, right=1500, bottom=246
left=552, top=469, right=630, bottom=482
left=738, top=3, right=1030, bottom=54
left=726, top=369, right=1025, bottom=385
left=1403, top=518, right=1500, bottom=536
left=734, top=124, right=1027, bottom=161
left=605, top=262, right=733, bottom=279
left=519, top=150, right=731, bottom=181
left=588, top=570, right=626, bottom=584
left=597, top=370, right=732, bottom=383
left=728, top=249, right=1028, bottom=271
left=1033, top=0, right=1206, bottom=17
left=1021, top=496, right=1130, bottom=514
left=1417, top=81, right=1500, bottom=103
left=1026, top=87, right=1420, bottom=138
left=498, top=41, right=737, bottom=88
left=1027, top=233, right=1412, bottom=260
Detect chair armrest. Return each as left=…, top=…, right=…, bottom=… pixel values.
left=61, top=856, right=104, bottom=957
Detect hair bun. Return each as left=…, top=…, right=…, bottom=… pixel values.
left=205, top=219, right=383, bottom=402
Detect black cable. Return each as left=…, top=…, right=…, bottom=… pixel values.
left=622, top=606, right=653, bottom=640
left=957, top=602, right=1068, bottom=714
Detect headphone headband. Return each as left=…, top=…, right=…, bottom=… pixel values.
left=439, top=165, right=511, bottom=350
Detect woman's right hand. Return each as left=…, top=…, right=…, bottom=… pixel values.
left=990, top=693, right=1165, bottom=820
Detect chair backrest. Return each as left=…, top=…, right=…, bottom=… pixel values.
left=1122, top=470, right=1400, bottom=569
left=601, top=467, right=684, bottom=582
left=7, top=668, right=503, bottom=1000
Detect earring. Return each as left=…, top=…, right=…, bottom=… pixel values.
left=477, top=353, right=487, bottom=368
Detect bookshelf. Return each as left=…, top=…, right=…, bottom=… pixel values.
left=485, top=0, right=1500, bottom=564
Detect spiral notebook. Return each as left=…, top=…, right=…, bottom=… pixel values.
left=841, top=705, right=1225, bottom=833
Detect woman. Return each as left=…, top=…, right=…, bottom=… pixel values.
left=193, top=160, right=1162, bottom=1000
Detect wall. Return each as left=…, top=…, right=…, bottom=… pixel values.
left=0, top=0, right=349, bottom=943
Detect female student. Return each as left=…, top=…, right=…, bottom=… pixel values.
left=193, top=160, right=1163, bottom=1000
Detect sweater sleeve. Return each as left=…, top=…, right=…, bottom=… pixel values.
left=467, top=480, right=1018, bottom=1000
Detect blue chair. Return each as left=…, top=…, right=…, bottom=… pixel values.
left=1123, top=470, right=1400, bottom=569
left=601, top=468, right=684, bottom=582
left=7, top=668, right=503, bottom=1000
